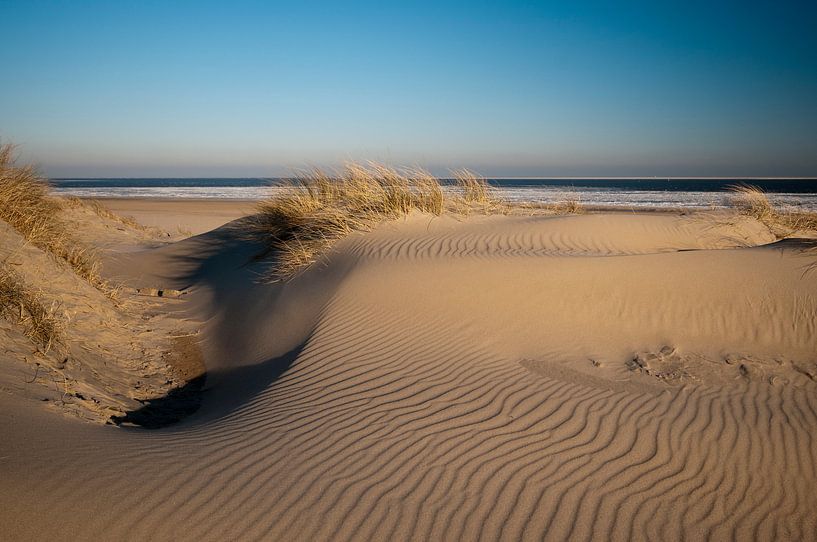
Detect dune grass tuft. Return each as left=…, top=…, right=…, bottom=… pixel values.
left=0, top=144, right=104, bottom=287
left=253, top=163, right=451, bottom=278
left=0, top=265, right=62, bottom=351
left=253, top=162, right=594, bottom=279
left=549, top=199, right=584, bottom=214
left=515, top=198, right=584, bottom=215
left=728, top=185, right=776, bottom=223
left=453, top=169, right=495, bottom=205
left=729, top=184, right=817, bottom=236
left=0, top=144, right=64, bottom=245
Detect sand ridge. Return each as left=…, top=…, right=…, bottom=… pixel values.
left=1, top=206, right=816, bottom=540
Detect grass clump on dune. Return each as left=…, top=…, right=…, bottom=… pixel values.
left=453, top=169, right=495, bottom=205
left=0, top=265, right=62, bottom=351
left=729, top=184, right=817, bottom=237
left=0, top=143, right=104, bottom=286
left=253, top=163, right=450, bottom=278
left=548, top=199, right=584, bottom=214
left=253, top=162, right=588, bottom=280
left=515, top=198, right=584, bottom=215
left=0, top=144, right=64, bottom=246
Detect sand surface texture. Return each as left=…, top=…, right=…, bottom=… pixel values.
left=97, top=198, right=255, bottom=237
left=2, top=204, right=816, bottom=541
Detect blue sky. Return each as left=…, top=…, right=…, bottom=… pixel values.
left=1, top=0, right=816, bottom=177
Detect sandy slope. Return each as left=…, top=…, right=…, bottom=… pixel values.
left=0, top=206, right=201, bottom=423
left=2, top=207, right=816, bottom=541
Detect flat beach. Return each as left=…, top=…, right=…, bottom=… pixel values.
left=2, top=195, right=816, bottom=540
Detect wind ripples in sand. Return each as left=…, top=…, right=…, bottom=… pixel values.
left=2, top=212, right=816, bottom=541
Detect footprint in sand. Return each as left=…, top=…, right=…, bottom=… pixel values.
left=627, top=346, right=694, bottom=384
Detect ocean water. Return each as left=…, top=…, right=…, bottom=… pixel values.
left=50, top=178, right=817, bottom=211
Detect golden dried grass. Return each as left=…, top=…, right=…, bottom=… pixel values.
left=729, top=184, right=817, bottom=237
left=0, top=264, right=62, bottom=351
left=453, top=169, right=494, bottom=205
left=253, top=163, right=449, bottom=278
left=253, top=162, right=587, bottom=279
left=513, top=199, right=585, bottom=215
left=728, top=185, right=776, bottom=223
left=549, top=199, right=584, bottom=214
left=0, top=144, right=104, bottom=287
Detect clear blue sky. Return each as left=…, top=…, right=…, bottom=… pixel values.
left=1, top=0, right=816, bottom=177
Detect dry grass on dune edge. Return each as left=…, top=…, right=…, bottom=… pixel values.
left=252, top=162, right=583, bottom=280
left=252, top=163, right=455, bottom=279
left=0, top=264, right=62, bottom=351
left=521, top=198, right=585, bottom=215
left=0, top=143, right=113, bottom=293
left=729, top=184, right=817, bottom=237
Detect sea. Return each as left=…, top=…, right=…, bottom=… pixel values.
left=49, top=178, right=817, bottom=211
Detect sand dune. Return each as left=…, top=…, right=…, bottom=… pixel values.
left=2, top=206, right=816, bottom=540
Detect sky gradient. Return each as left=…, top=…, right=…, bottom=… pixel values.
left=1, top=0, right=816, bottom=177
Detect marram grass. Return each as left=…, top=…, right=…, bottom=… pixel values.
left=252, top=162, right=574, bottom=280
left=0, top=264, right=62, bottom=351
left=0, top=143, right=104, bottom=287
left=728, top=184, right=817, bottom=237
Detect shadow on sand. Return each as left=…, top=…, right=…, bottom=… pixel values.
left=112, top=343, right=305, bottom=429
left=109, top=218, right=337, bottom=429
left=111, top=375, right=207, bottom=429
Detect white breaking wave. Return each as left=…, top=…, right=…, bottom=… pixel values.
left=498, top=187, right=817, bottom=211
left=52, top=186, right=281, bottom=199
left=51, top=185, right=817, bottom=211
